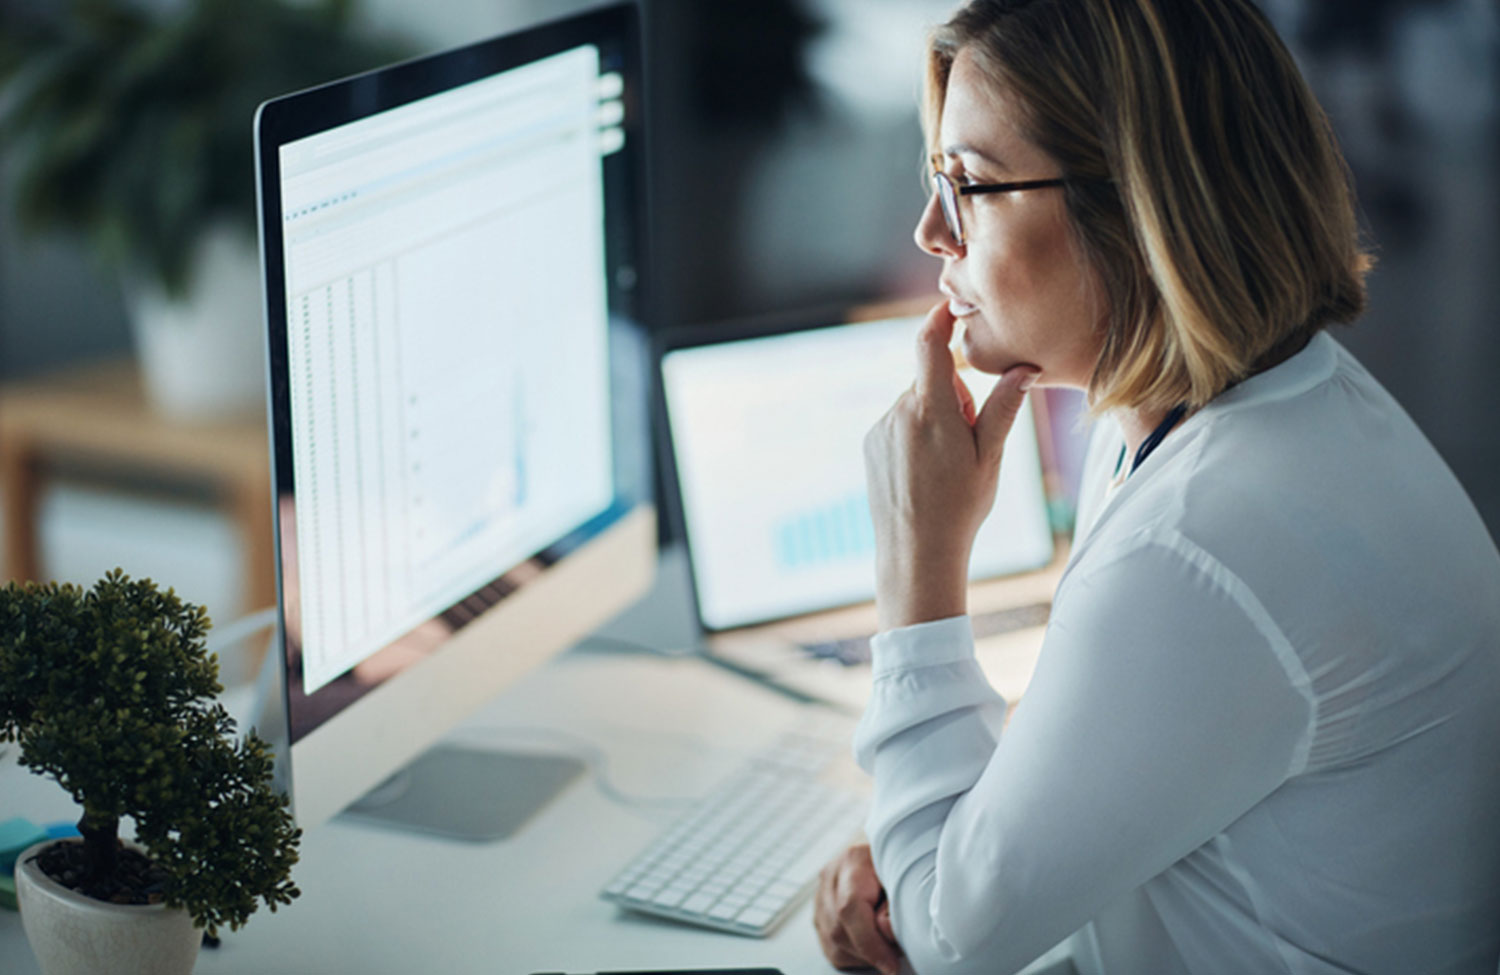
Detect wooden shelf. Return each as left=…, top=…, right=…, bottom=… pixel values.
left=0, top=359, right=275, bottom=613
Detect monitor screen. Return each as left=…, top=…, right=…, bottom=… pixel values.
left=661, top=315, right=1055, bottom=632
left=255, top=2, right=653, bottom=835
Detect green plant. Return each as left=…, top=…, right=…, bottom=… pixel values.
left=0, top=570, right=301, bottom=934
left=0, top=0, right=411, bottom=297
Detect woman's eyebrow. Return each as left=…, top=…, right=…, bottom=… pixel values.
left=942, top=143, right=1012, bottom=173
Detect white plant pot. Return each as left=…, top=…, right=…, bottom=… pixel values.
left=123, top=220, right=267, bottom=423
left=14, top=839, right=202, bottom=975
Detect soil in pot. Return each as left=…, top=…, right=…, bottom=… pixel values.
left=29, top=840, right=170, bottom=906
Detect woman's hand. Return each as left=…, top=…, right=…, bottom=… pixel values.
left=863, top=302, right=1038, bottom=630
left=815, top=843, right=902, bottom=975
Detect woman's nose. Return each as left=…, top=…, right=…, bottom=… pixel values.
left=914, top=189, right=962, bottom=258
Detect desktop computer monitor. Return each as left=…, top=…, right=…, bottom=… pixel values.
left=253, top=2, right=654, bottom=839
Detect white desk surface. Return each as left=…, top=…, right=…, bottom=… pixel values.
left=0, top=548, right=1072, bottom=975
left=2, top=651, right=849, bottom=973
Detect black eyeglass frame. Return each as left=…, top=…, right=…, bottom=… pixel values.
left=929, top=167, right=1068, bottom=247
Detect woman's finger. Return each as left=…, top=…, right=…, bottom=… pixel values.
left=837, top=895, right=903, bottom=975
left=816, top=859, right=865, bottom=968
left=835, top=851, right=903, bottom=975
left=953, top=370, right=977, bottom=426
left=815, top=846, right=904, bottom=973
left=913, top=301, right=959, bottom=403
left=876, top=899, right=896, bottom=943
left=974, top=363, right=1039, bottom=463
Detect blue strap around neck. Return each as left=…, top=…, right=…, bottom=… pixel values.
left=1115, top=403, right=1189, bottom=478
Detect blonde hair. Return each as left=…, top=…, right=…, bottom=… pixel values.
left=925, top=0, right=1373, bottom=414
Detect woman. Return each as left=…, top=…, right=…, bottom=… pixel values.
left=815, top=1, right=1500, bottom=973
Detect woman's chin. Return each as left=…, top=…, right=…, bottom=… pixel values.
left=960, top=328, right=1052, bottom=382
left=959, top=328, right=1013, bottom=375
left=958, top=324, right=985, bottom=368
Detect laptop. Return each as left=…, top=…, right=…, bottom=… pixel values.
left=657, top=309, right=1066, bottom=712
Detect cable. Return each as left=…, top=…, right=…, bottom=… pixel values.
left=455, top=723, right=718, bottom=816
left=206, top=606, right=278, bottom=657
left=571, top=634, right=709, bottom=659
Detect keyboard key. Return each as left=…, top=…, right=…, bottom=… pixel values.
left=707, top=902, right=741, bottom=922
left=682, top=892, right=717, bottom=914
left=652, top=887, right=690, bottom=908
left=625, top=882, right=659, bottom=902
left=729, top=882, right=763, bottom=903
left=764, top=879, right=802, bottom=900
left=746, top=867, right=776, bottom=886
left=642, top=868, right=676, bottom=887
left=752, top=893, right=788, bottom=913
left=677, top=866, right=710, bottom=887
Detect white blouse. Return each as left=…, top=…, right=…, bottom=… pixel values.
left=854, top=332, right=1500, bottom=974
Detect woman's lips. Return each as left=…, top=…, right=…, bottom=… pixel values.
left=941, top=281, right=978, bottom=317
left=948, top=296, right=979, bottom=317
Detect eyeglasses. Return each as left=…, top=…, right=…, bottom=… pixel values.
left=929, top=165, right=1067, bottom=248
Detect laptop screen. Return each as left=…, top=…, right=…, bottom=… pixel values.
left=662, top=314, right=1055, bottom=632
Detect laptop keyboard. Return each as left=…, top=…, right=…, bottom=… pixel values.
left=799, top=600, right=1052, bottom=666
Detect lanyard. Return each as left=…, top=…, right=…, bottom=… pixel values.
left=1114, top=403, right=1189, bottom=478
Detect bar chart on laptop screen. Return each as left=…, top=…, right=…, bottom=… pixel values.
left=773, top=491, right=877, bottom=571
left=664, top=317, right=1054, bottom=631
left=278, top=46, right=618, bottom=692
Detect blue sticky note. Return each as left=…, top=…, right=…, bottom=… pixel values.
left=0, top=818, right=49, bottom=875
left=43, top=822, right=80, bottom=841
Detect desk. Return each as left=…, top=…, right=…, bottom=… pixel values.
left=0, top=651, right=838, bottom=973
left=0, top=359, right=274, bottom=613
left=0, top=549, right=1073, bottom=974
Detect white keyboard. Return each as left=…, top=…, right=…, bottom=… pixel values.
left=599, top=721, right=869, bottom=937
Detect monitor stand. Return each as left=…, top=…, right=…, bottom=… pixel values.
left=340, top=743, right=586, bottom=841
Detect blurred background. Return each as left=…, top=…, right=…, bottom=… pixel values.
left=0, top=0, right=1496, bottom=680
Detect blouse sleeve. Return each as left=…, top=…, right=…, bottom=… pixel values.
left=853, top=532, right=1315, bottom=974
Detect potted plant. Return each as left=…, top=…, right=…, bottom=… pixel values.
left=0, top=570, right=301, bottom=975
left=0, top=0, right=410, bottom=420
